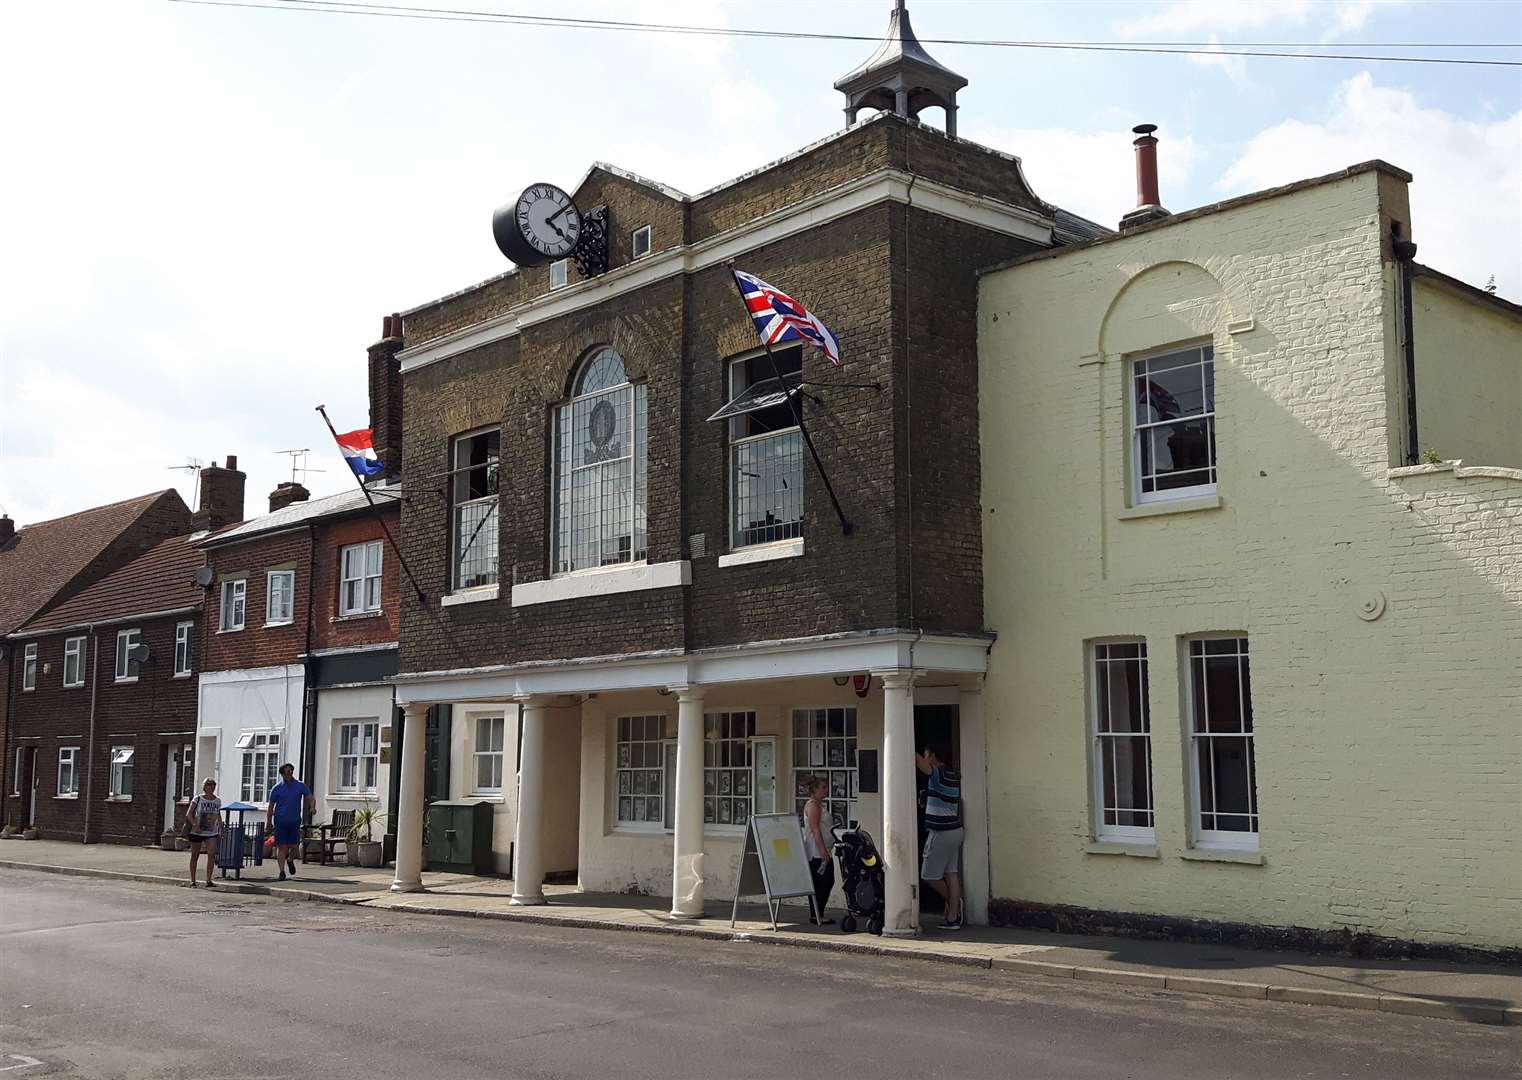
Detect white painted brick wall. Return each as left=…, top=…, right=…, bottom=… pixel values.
left=978, top=167, right=1522, bottom=949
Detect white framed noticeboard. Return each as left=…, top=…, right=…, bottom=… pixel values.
left=730, top=811, right=815, bottom=931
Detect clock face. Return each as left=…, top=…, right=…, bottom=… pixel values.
left=515, top=183, right=581, bottom=259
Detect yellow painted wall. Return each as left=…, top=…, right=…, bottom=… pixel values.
left=978, top=167, right=1522, bottom=949
left=1413, top=278, right=1522, bottom=469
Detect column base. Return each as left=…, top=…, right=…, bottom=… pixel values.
left=880, top=927, right=919, bottom=938
left=668, top=908, right=702, bottom=921
left=510, top=894, right=547, bottom=906
left=389, top=880, right=425, bottom=894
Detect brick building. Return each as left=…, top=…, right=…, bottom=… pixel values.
left=382, top=3, right=1102, bottom=932
left=979, top=153, right=1522, bottom=953
left=2, top=489, right=196, bottom=835
left=194, top=337, right=403, bottom=832
left=7, top=534, right=209, bottom=844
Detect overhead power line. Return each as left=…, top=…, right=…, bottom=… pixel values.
left=167, top=0, right=1522, bottom=67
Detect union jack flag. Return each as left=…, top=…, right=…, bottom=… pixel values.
left=733, top=269, right=841, bottom=366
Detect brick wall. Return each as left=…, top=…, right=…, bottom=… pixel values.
left=397, top=114, right=1052, bottom=675
left=12, top=614, right=201, bottom=845
left=978, top=164, right=1522, bottom=949
left=203, top=530, right=314, bottom=673
left=311, top=510, right=402, bottom=653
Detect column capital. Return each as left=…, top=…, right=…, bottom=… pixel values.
left=666, top=684, right=706, bottom=704
left=513, top=693, right=545, bottom=707
left=872, top=669, right=924, bottom=690
left=959, top=674, right=985, bottom=695
left=400, top=701, right=431, bottom=719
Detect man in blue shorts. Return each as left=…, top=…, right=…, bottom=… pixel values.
left=266, top=763, right=314, bottom=881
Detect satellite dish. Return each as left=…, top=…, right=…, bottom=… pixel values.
left=194, top=566, right=214, bottom=587
left=128, top=643, right=151, bottom=665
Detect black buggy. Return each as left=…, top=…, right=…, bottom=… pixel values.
left=832, top=823, right=886, bottom=935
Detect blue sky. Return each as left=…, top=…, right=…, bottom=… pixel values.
left=1, top=0, right=1518, bottom=525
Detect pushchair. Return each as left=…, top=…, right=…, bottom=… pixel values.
left=832, top=823, right=885, bottom=935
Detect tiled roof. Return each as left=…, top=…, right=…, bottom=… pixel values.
left=17, top=534, right=205, bottom=634
left=0, top=491, right=172, bottom=634
left=198, top=481, right=401, bottom=548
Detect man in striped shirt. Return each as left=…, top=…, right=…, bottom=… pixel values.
left=916, top=744, right=964, bottom=930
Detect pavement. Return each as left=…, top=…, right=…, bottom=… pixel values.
left=5, top=868, right=1518, bottom=1080
left=2, top=838, right=1519, bottom=1028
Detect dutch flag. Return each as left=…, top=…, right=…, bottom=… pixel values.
left=335, top=428, right=386, bottom=478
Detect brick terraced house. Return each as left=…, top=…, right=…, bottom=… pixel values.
left=381, top=4, right=1104, bottom=932
left=194, top=343, right=403, bottom=835
left=2, top=489, right=198, bottom=836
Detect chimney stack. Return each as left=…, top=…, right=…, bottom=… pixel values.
left=367, top=312, right=404, bottom=481
left=193, top=454, right=246, bottom=532
left=268, top=482, right=311, bottom=514
left=0, top=515, right=14, bottom=547
left=1120, top=124, right=1171, bottom=230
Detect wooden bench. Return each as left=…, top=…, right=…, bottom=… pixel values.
left=302, top=809, right=356, bottom=866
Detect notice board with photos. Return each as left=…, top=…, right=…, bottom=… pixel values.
left=730, top=812, right=816, bottom=930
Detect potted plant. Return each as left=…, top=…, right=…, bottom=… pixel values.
left=348, top=803, right=386, bottom=868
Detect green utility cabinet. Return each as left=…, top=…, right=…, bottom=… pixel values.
left=425, top=799, right=495, bottom=874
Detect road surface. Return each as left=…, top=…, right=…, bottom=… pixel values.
left=0, top=868, right=1516, bottom=1079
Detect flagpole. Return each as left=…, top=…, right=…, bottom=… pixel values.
left=726, top=266, right=853, bottom=537
left=316, top=404, right=428, bottom=604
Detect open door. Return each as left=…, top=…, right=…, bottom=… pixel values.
left=913, top=704, right=960, bottom=914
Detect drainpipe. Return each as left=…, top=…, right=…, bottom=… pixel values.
left=2, top=644, right=16, bottom=828
left=83, top=626, right=99, bottom=844
left=1393, top=226, right=1420, bottom=465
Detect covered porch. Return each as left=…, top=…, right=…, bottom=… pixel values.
left=387, top=630, right=992, bottom=934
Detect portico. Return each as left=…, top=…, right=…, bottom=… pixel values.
left=386, top=631, right=990, bottom=934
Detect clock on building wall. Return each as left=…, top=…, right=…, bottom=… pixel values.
left=492, top=183, right=610, bottom=277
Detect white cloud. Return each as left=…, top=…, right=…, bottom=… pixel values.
left=961, top=124, right=1203, bottom=230
left=1119, top=0, right=1382, bottom=38
left=1221, top=74, right=1522, bottom=297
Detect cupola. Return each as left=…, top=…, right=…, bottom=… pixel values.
left=834, top=1, right=968, bottom=137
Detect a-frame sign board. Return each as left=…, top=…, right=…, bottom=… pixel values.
left=730, top=812, right=816, bottom=931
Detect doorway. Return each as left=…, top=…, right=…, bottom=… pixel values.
left=15, top=747, right=37, bottom=829
left=163, top=743, right=193, bottom=833
left=913, top=703, right=960, bottom=914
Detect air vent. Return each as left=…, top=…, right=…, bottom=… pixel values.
left=688, top=532, right=707, bottom=558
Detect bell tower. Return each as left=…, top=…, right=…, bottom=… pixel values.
left=834, top=0, right=968, bottom=137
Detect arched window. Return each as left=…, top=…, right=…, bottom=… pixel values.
left=553, top=346, right=648, bottom=573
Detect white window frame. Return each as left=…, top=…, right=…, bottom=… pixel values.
left=220, top=578, right=247, bottom=632
left=174, top=622, right=193, bottom=678
left=339, top=540, right=384, bottom=616
left=63, top=636, right=86, bottom=688
left=449, top=426, right=501, bottom=593
left=114, top=628, right=141, bottom=683
left=108, top=745, right=135, bottom=800
left=11, top=747, right=23, bottom=797
left=549, top=258, right=569, bottom=290
left=790, top=707, right=858, bottom=831
left=1185, top=635, right=1258, bottom=851
left=471, top=714, right=506, bottom=795
left=57, top=747, right=80, bottom=797
left=238, top=731, right=281, bottom=803
left=703, top=710, right=757, bottom=831
left=552, top=347, right=648, bottom=575
left=728, top=347, right=804, bottom=550
left=1130, top=343, right=1217, bottom=506
left=1090, top=641, right=1155, bottom=842
left=265, top=569, right=295, bottom=626
left=614, top=714, right=671, bottom=830
left=21, top=643, right=37, bottom=691
left=334, top=719, right=380, bottom=794
left=630, top=224, right=651, bottom=260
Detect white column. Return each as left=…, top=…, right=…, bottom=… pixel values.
left=959, top=678, right=989, bottom=925
left=512, top=696, right=548, bottom=905
left=877, top=669, right=919, bottom=936
left=669, top=685, right=706, bottom=918
left=390, top=702, right=429, bottom=893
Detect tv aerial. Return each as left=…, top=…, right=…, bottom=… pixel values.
left=166, top=456, right=204, bottom=507
left=276, top=448, right=325, bottom=486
